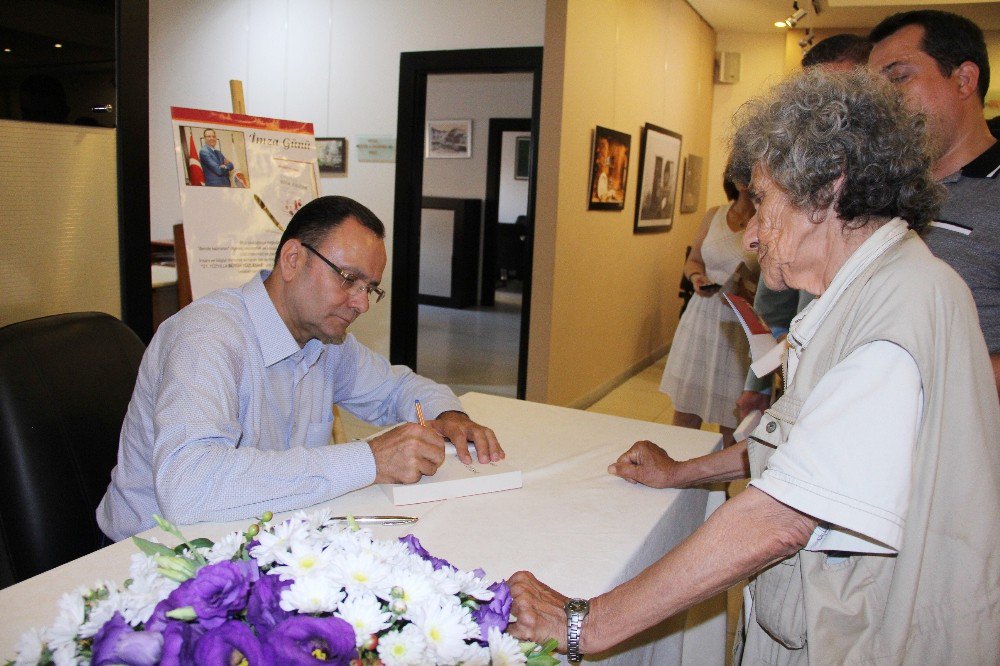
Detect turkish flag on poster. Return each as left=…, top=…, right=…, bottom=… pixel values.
left=187, top=132, right=204, bottom=186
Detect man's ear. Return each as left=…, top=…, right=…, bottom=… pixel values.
left=277, top=239, right=305, bottom=282
left=953, top=61, right=981, bottom=102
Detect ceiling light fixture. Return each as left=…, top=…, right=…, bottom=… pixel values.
left=54, top=43, right=63, bottom=48
left=777, top=1, right=807, bottom=29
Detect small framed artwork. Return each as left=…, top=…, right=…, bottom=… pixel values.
left=588, top=126, right=632, bottom=211
left=634, top=123, right=682, bottom=232
left=426, top=119, right=472, bottom=158
left=316, top=137, right=347, bottom=175
left=514, top=136, right=531, bottom=180
left=680, top=154, right=703, bottom=213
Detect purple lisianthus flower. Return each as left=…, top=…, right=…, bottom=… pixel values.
left=149, top=560, right=253, bottom=630
left=192, top=620, right=270, bottom=665
left=159, top=620, right=204, bottom=666
left=92, top=612, right=163, bottom=666
left=246, top=573, right=293, bottom=634
left=472, top=580, right=513, bottom=643
left=399, top=534, right=454, bottom=571
left=269, top=615, right=356, bottom=665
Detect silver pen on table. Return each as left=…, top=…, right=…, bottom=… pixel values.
left=329, top=515, right=418, bottom=525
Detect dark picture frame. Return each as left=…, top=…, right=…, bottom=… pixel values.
left=514, top=136, right=531, bottom=180
left=317, top=137, right=347, bottom=175
left=588, top=126, right=631, bottom=211
left=680, top=154, right=703, bottom=213
left=634, top=123, right=682, bottom=232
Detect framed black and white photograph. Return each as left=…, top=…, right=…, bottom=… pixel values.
left=680, top=154, right=703, bottom=213
left=514, top=136, right=531, bottom=180
left=316, top=137, right=346, bottom=175
left=588, top=125, right=631, bottom=211
left=426, top=119, right=472, bottom=158
left=634, top=123, right=682, bottom=232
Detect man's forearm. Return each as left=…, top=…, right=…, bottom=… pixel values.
left=991, top=353, right=999, bottom=400
left=673, top=439, right=750, bottom=487
left=581, top=487, right=816, bottom=654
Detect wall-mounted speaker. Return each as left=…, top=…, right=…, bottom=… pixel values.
left=715, top=51, right=741, bottom=84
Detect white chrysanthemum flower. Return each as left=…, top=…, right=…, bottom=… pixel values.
left=322, top=525, right=370, bottom=555
left=51, top=640, right=78, bottom=666
left=278, top=576, right=345, bottom=613
left=78, top=584, right=123, bottom=638
left=329, top=550, right=392, bottom=596
left=45, top=589, right=86, bottom=651
left=119, top=554, right=179, bottom=626
left=377, top=623, right=427, bottom=666
left=205, top=531, right=244, bottom=564
left=250, top=519, right=309, bottom=566
left=13, top=627, right=45, bottom=666
left=413, top=601, right=480, bottom=663
left=457, top=639, right=491, bottom=666
left=334, top=592, right=393, bottom=647
left=451, top=569, right=494, bottom=601
left=393, top=570, right=449, bottom=621
left=488, top=626, right=527, bottom=665
left=270, top=538, right=335, bottom=581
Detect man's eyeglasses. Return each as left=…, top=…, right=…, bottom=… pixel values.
left=301, top=242, right=386, bottom=304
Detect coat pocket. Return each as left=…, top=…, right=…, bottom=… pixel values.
left=753, top=555, right=807, bottom=649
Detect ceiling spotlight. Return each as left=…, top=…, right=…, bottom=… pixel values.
left=3, top=48, right=11, bottom=53
left=799, top=28, right=815, bottom=48
left=784, top=8, right=807, bottom=28
left=54, top=43, right=63, bottom=48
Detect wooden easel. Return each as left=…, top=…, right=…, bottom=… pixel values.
left=173, top=82, right=346, bottom=441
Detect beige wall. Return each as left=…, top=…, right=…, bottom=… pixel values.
left=528, top=0, right=716, bottom=406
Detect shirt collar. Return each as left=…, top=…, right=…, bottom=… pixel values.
left=941, top=138, right=1000, bottom=183
left=788, top=218, right=909, bottom=350
left=243, top=270, right=303, bottom=367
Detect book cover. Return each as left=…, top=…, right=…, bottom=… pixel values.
left=723, top=292, right=785, bottom=378
left=380, top=444, right=523, bottom=506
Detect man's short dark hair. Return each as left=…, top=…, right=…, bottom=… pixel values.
left=274, top=195, right=386, bottom=264
left=802, top=34, right=871, bottom=68
left=870, top=10, right=989, bottom=104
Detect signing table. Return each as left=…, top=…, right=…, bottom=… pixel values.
left=0, top=393, right=726, bottom=664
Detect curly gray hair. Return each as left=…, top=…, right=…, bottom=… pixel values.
left=728, top=68, right=944, bottom=231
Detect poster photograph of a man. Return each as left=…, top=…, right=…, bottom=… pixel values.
left=588, top=125, right=631, bottom=211
left=178, top=125, right=250, bottom=188
left=635, top=123, right=681, bottom=231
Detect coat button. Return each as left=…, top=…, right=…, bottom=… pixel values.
left=765, top=421, right=777, bottom=433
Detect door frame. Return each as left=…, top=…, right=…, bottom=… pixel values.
left=390, top=47, right=542, bottom=400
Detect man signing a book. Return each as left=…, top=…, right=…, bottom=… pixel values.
left=98, top=195, right=503, bottom=541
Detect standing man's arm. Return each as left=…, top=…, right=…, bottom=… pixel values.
left=199, top=147, right=231, bottom=177
left=991, top=353, right=1000, bottom=400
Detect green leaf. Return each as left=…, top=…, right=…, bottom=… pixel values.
left=131, top=536, right=177, bottom=559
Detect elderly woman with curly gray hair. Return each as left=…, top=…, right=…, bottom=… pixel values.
left=508, top=68, right=1000, bottom=663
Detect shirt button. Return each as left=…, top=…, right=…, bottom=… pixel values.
left=765, top=421, right=777, bottom=433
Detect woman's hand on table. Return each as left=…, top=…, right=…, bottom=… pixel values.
left=608, top=440, right=684, bottom=488
left=507, top=571, right=570, bottom=652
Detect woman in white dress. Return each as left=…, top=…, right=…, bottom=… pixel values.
left=659, top=174, right=758, bottom=446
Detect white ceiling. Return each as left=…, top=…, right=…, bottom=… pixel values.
left=687, top=0, right=1000, bottom=33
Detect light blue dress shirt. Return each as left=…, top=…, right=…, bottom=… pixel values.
left=97, top=271, right=462, bottom=540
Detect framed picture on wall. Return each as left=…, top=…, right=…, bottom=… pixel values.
left=316, top=137, right=347, bottom=175
left=588, top=125, right=631, bottom=211
left=634, top=123, right=682, bottom=232
left=514, top=136, right=531, bottom=180
left=426, top=119, right=472, bottom=158
left=680, top=154, right=703, bottom=213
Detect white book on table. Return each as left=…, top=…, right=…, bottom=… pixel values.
left=380, top=443, right=523, bottom=506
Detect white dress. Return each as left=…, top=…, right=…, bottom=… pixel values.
left=660, top=204, right=759, bottom=428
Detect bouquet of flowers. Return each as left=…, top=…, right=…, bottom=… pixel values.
left=6, top=510, right=558, bottom=666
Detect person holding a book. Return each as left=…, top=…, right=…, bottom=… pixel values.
left=98, top=196, right=502, bottom=541
left=509, top=68, right=999, bottom=663
left=658, top=166, right=758, bottom=447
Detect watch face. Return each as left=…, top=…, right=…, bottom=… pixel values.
left=566, top=599, right=589, bottom=613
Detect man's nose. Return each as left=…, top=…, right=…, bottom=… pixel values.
left=743, top=216, right=760, bottom=253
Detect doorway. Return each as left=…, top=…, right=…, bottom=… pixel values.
left=390, top=47, right=542, bottom=399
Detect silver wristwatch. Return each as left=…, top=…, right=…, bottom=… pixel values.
left=564, top=597, right=589, bottom=662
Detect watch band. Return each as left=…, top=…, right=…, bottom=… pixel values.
left=564, top=597, right=589, bottom=662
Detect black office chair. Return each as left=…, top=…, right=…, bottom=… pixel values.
left=0, top=312, right=145, bottom=588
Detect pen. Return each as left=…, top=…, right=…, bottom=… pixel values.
left=414, top=399, right=427, bottom=427
left=253, top=194, right=285, bottom=232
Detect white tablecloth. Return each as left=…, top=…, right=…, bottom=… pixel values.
left=0, top=392, right=726, bottom=664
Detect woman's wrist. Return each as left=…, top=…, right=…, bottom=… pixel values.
left=687, top=271, right=703, bottom=282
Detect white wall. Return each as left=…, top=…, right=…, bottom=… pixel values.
left=706, top=31, right=787, bottom=209
left=149, top=0, right=546, bottom=354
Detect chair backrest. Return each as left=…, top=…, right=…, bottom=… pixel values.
left=0, top=312, right=145, bottom=588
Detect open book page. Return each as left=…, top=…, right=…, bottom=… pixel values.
left=380, top=443, right=523, bottom=506
left=723, top=292, right=785, bottom=378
